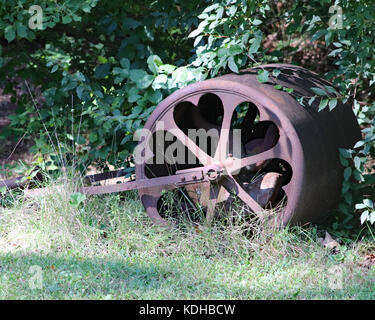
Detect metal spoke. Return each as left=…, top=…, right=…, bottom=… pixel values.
left=222, top=173, right=264, bottom=214
left=228, top=144, right=282, bottom=174
left=204, top=183, right=228, bottom=223
left=240, top=103, right=258, bottom=143
left=161, top=111, right=212, bottom=165
left=140, top=187, right=167, bottom=225
left=228, top=133, right=291, bottom=174
left=214, top=93, right=246, bottom=161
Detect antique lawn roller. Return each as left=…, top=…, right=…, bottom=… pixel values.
left=1, top=64, right=361, bottom=226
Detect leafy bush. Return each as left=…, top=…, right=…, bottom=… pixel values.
left=285, top=0, right=375, bottom=228
left=0, top=0, right=208, bottom=171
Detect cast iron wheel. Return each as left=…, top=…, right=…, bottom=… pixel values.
left=135, top=64, right=360, bottom=226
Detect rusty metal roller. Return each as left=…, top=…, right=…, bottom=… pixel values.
left=135, top=64, right=361, bottom=226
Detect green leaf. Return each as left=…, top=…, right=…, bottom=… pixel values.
left=77, top=85, right=91, bottom=101
left=194, top=35, right=203, bottom=47
left=62, top=15, right=73, bottom=24
left=89, top=132, right=98, bottom=143
left=324, top=85, right=337, bottom=95
left=344, top=192, right=352, bottom=205
left=130, top=69, right=154, bottom=89
left=361, top=210, right=369, bottom=224
left=308, top=96, right=316, bottom=106
left=76, top=135, right=86, bottom=145
left=120, top=135, right=131, bottom=146
left=129, top=69, right=148, bottom=82
left=328, top=98, right=338, bottom=111
left=354, top=156, right=361, bottom=170
left=353, top=170, right=364, bottom=182
left=159, top=64, right=176, bottom=74
left=249, top=36, right=262, bottom=54
left=147, top=55, right=163, bottom=74
left=283, top=87, right=294, bottom=94
left=228, top=45, right=243, bottom=56
left=69, top=192, right=86, bottom=208
left=228, top=56, right=239, bottom=73
left=339, top=148, right=352, bottom=159
left=51, top=65, right=59, bottom=73
left=353, top=140, right=365, bottom=149
left=363, top=199, right=374, bottom=208
left=148, top=90, right=163, bottom=104
left=188, top=28, right=203, bottom=38
left=172, top=67, right=188, bottom=83
left=344, top=167, right=352, bottom=181
left=318, top=98, right=329, bottom=111
left=252, top=18, right=262, bottom=26
left=216, top=6, right=224, bottom=19
left=152, top=74, right=168, bottom=90
left=216, top=47, right=228, bottom=58
left=128, top=93, right=141, bottom=103
left=113, top=67, right=129, bottom=84
left=4, top=26, right=16, bottom=42
left=342, top=181, right=350, bottom=193
left=370, top=212, right=375, bottom=225
left=120, top=58, right=130, bottom=70
left=311, top=87, right=328, bottom=96
left=339, top=155, right=349, bottom=167
left=95, top=63, right=111, bottom=79
left=0, top=186, right=7, bottom=195
left=228, top=5, right=238, bottom=16
left=16, top=23, right=27, bottom=38
left=311, top=29, right=327, bottom=41
left=272, top=69, right=281, bottom=78
left=203, top=3, right=219, bottom=13
left=355, top=203, right=366, bottom=210
left=82, top=4, right=92, bottom=13
left=76, top=85, right=87, bottom=100
left=131, top=105, right=143, bottom=117
left=257, top=70, right=269, bottom=83
left=98, top=56, right=108, bottom=64
left=75, top=72, right=85, bottom=82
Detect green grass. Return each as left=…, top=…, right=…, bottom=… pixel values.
left=0, top=181, right=375, bottom=300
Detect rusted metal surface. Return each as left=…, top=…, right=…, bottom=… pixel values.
left=0, top=176, right=28, bottom=189
left=0, top=169, right=128, bottom=190
left=0, top=172, right=42, bottom=189
left=136, top=64, right=361, bottom=225
left=0, top=64, right=361, bottom=227
left=82, top=165, right=218, bottom=196
left=244, top=172, right=283, bottom=208
left=84, top=169, right=130, bottom=183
